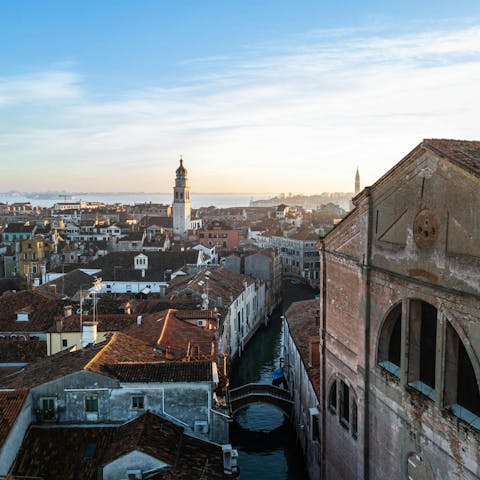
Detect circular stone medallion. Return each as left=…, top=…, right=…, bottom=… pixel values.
left=413, top=209, right=439, bottom=248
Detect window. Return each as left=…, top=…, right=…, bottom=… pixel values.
left=340, top=381, right=350, bottom=428
left=328, top=381, right=337, bottom=413
left=62, top=339, right=68, bottom=348
left=444, top=323, right=480, bottom=423
left=38, top=397, right=56, bottom=420
left=310, top=407, right=320, bottom=442
left=132, top=396, right=145, bottom=409
left=378, top=304, right=402, bottom=377
left=329, top=378, right=358, bottom=439
left=408, top=301, right=438, bottom=399
left=351, top=399, right=358, bottom=439
left=85, top=395, right=98, bottom=412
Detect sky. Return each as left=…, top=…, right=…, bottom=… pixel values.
left=1, top=1, right=480, bottom=195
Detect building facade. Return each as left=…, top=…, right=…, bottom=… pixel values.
left=318, top=139, right=480, bottom=479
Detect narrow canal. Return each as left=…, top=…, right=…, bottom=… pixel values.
left=230, top=282, right=316, bottom=479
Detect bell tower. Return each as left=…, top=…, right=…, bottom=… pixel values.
left=173, top=157, right=191, bottom=238
left=355, top=167, right=360, bottom=195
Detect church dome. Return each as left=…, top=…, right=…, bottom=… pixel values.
left=176, top=158, right=187, bottom=177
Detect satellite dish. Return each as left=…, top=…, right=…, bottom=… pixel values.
left=201, top=293, right=208, bottom=299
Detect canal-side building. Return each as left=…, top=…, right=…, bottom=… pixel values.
left=283, top=299, right=321, bottom=480
left=167, top=266, right=266, bottom=363
left=318, top=139, right=480, bottom=480
left=255, top=228, right=320, bottom=288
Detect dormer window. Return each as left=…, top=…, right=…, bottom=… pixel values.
left=134, top=254, right=148, bottom=270
left=16, top=309, right=31, bottom=321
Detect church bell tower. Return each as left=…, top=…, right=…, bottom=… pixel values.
left=173, top=157, right=191, bottom=238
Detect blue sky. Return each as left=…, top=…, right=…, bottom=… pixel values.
left=1, top=1, right=480, bottom=194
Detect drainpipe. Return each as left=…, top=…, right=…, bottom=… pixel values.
left=319, top=239, right=327, bottom=480
left=363, top=187, right=373, bottom=480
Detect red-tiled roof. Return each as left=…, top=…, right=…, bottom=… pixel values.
left=12, top=411, right=232, bottom=480
left=86, top=251, right=199, bottom=281
left=50, top=314, right=137, bottom=333
left=0, top=332, right=161, bottom=389
left=168, top=267, right=254, bottom=306
left=0, top=339, right=47, bottom=362
left=121, top=309, right=217, bottom=361
left=0, top=290, right=66, bottom=332
left=105, top=360, right=213, bottom=383
left=0, top=389, right=29, bottom=448
left=424, top=138, right=480, bottom=176
left=285, top=299, right=320, bottom=401
left=288, top=228, right=319, bottom=241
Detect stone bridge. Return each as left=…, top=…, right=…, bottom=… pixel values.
left=229, top=383, right=293, bottom=417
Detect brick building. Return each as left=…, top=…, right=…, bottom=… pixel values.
left=318, top=139, right=480, bottom=479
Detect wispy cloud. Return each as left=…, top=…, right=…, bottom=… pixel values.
left=0, top=71, right=82, bottom=106
left=1, top=23, right=480, bottom=193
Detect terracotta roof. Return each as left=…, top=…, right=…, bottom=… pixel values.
left=285, top=299, right=320, bottom=401
left=86, top=251, right=199, bottom=281
left=105, top=360, right=213, bottom=383
left=0, top=290, right=66, bottom=332
left=85, top=332, right=161, bottom=377
left=168, top=267, right=254, bottom=306
left=0, top=389, right=29, bottom=449
left=121, top=309, right=217, bottom=361
left=141, top=216, right=174, bottom=228
left=0, top=339, right=47, bottom=362
left=288, top=228, right=319, bottom=241
left=0, top=332, right=161, bottom=389
left=50, top=314, right=137, bottom=333
left=38, top=269, right=95, bottom=299
left=12, top=411, right=231, bottom=480
left=424, top=138, right=480, bottom=176
left=2, top=223, right=36, bottom=233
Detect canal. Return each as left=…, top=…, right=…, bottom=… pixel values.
left=230, top=282, right=317, bottom=479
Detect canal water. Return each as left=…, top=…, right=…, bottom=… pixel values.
left=230, top=283, right=316, bottom=479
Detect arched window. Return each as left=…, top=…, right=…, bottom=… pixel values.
left=444, top=323, right=480, bottom=422
left=328, top=377, right=358, bottom=439
left=378, top=303, right=402, bottom=376
left=351, top=399, right=358, bottom=439
left=408, top=301, right=438, bottom=399
left=328, top=381, right=337, bottom=413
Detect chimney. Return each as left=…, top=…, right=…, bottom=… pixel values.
left=56, top=318, right=63, bottom=333
left=82, top=321, right=98, bottom=347
left=165, top=345, right=174, bottom=360
left=137, top=315, right=142, bottom=326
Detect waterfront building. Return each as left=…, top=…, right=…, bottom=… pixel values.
left=167, top=266, right=266, bottom=362
left=318, top=139, right=480, bottom=479
left=282, top=299, right=320, bottom=480
left=256, top=228, right=320, bottom=288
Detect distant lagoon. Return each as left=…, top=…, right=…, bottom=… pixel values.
left=0, top=192, right=274, bottom=209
